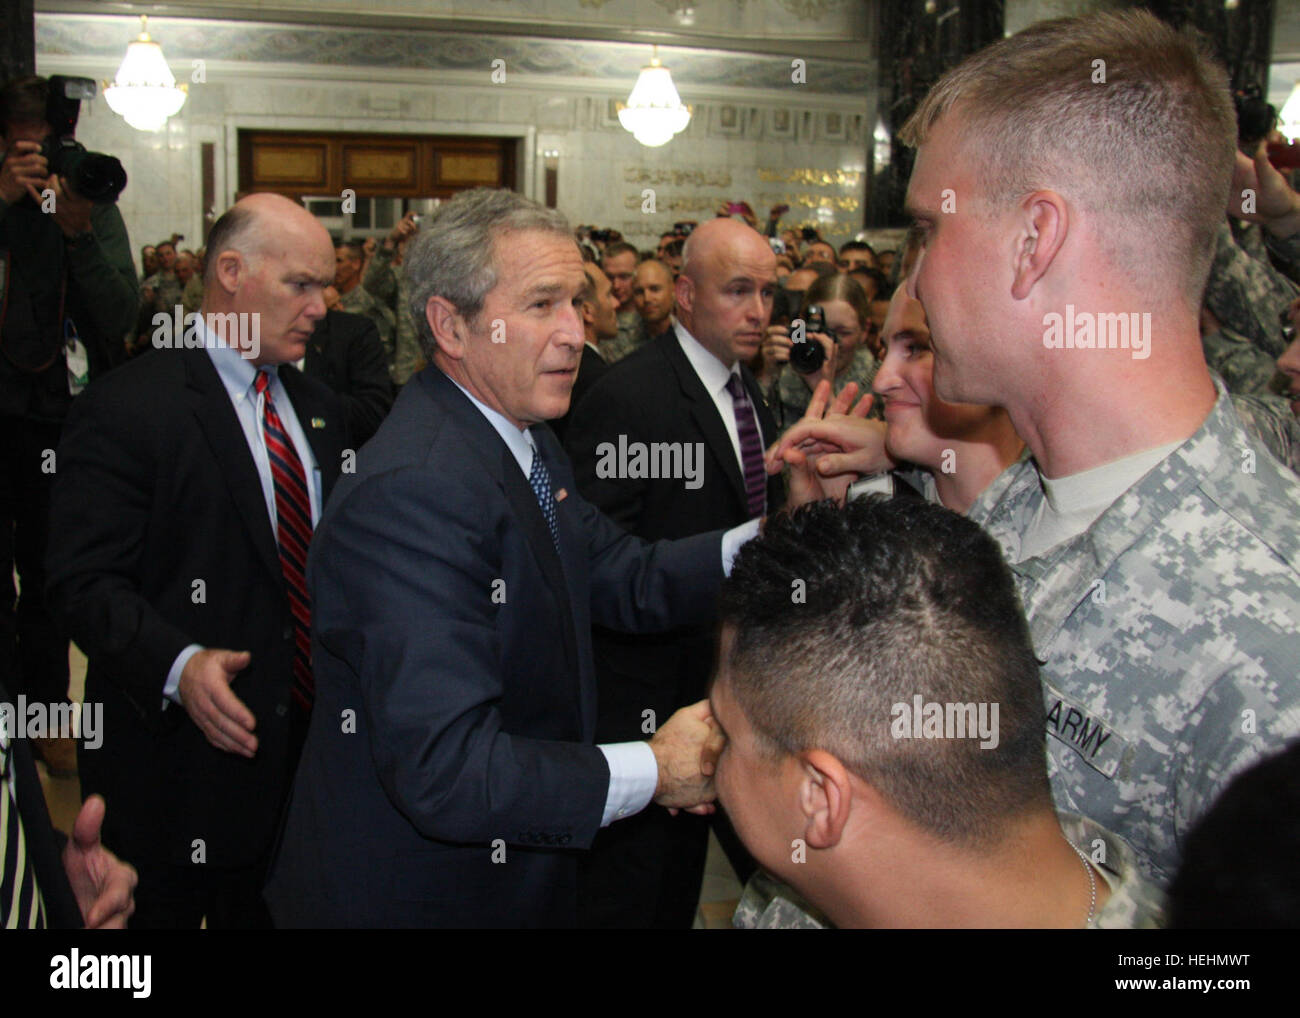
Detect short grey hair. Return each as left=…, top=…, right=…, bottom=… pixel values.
left=202, top=205, right=269, bottom=288
left=404, top=188, right=573, bottom=360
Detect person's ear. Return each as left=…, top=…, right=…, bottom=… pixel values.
left=426, top=296, right=467, bottom=361
left=675, top=272, right=695, bottom=316
left=1011, top=190, right=1068, bottom=301
left=581, top=299, right=597, bottom=328
left=212, top=251, right=243, bottom=297
left=798, top=749, right=854, bottom=850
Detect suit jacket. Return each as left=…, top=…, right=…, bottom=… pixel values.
left=302, top=309, right=394, bottom=447
left=45, top=346, right=346, bottom=869
left=264, top=366, right=725, bottom=928
left=550, top=343, right=610, bottom=444
left=564, top=328, right=784, bottom=740
left=0, top=679, right=82, bottom=929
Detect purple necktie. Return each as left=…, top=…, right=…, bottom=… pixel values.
left=725, top=373, right=767, bottom=518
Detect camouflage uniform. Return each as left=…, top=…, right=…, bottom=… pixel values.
left=1230, top=392, right=1300, bottom=475
left=142, top=270, right=183, bottom=316
left=768, top=346, right=880, bottom=434
left=362, top=244, right=424, bottom=386
left=965, top=380, right=1300, bottom=888
left=1266, top=228, right=1300, bottom=281
left=732, top=870, right=832, bottom=930
left=731, top=812, right=1164, bottom=929
left=1205, top=220, right=1296, bottom=362
left=1202, top=324, right=1282, bottom=396
left=339, top=283, right=397, bottom=378
left=1232, top=218, right=1300, bottom=286
left=1059, top=812, right=1166, bottom=929
left=601, top=310, right=648, bottom=365
left=181, top=274, right=203, bottom=317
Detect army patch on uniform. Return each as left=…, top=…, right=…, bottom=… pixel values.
left=1043, top=682, right=1130, bottom=779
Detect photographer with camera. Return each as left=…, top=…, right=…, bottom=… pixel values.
left=759, top=273, right=879, bottom=433
left=0, top=75, right=137, bottom=774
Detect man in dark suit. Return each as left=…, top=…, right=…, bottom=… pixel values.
left=565, top=217, right=784, bottom=927
left=1, top=677, right=137, bottom=928
left=46, top=193, right=346, bottom=928
left=550, top=263, right=616, bottom=443
left=265, top=188, right=751, bottom=928
left=301, top=292, right=394, bottom=446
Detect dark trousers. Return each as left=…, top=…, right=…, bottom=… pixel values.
left=0, top=415, right=69, bottom=703
left=577, top=806, right=755, bottom=929
left=129, top=857, right=275, bottom=930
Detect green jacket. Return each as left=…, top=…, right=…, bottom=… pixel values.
left=0, top=195, right=137, bottom=419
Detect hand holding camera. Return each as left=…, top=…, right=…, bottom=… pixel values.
left=759, top=323, right=792, bottom=385
left=0, top=140, right=47, bottom=205
left=789, top=304, right=837, bottom=388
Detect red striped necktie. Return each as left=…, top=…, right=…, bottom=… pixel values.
left=725, top=373, right=767, bottom=518
left=253, top=370, right=314, bottom=711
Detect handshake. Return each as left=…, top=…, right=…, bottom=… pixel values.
left=648, top=700, right=726, bottom=815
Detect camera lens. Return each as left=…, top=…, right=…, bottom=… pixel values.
left=789, top=307, right=828, bottom=374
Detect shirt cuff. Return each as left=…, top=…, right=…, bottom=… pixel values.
left=597, top=740, right=658, bottom=826
left=721, top=518, right=761, bottom=576
left=848, top=473, right=896, bottom=501
left=163, top=644, right=203, bottom=708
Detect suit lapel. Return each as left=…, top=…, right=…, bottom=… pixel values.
left=186, top=348, right=282, bottom=584
left=532, top=427, right=592, bottom=736
left=659, top=335, right=749, bottom=513
left=426, top=371, right=577, bottom=635
left=279, top=363, right=342, bottom=500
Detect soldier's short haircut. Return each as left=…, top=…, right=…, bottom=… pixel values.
left=717, top=498, right=1051, bottom=847
left=403, top=187, right=573, bottom=361
left=601, top=241, right=639, bottom=264
left=635, top=258, right=673, bottom=284
left=203, top=206, right=266, bottom=288
left=335, top=240, right=363, bottom=262
left=578, top=264, right=600, bottom=306
left=899, top=10, right=1235, bottom=305
left=839, top=240, right=876, bottom=257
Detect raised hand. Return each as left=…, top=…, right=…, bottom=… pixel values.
left=650, top=699, right=726, bottom=813
left=178, top=648, right=258, bottom=757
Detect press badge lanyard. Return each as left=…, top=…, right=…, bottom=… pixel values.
left=65, top=315, right=89, bottom=394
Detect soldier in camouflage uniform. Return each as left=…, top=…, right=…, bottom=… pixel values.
left=714, top=498, right=1161, bottom=928
left=1229, top=390, right=1300, bottom=474
left=734, top=814, right=1165, bottom=929
left=1201, top=318, right=1282, bottom=395
left=335, top=239, right=397, bottom=375
left=364, top=236, right=425, bottom=387
left=600, top=310, right=647, bottom=365
left=1204, top=220, right=1297, bottom=366
left=888, top=12, right=1300, bottom=892
left=964, top=380, right=1300, bottom=887
left=769, top=345, right=879, bottom=433
left=141, top=269, right=182, bottom=318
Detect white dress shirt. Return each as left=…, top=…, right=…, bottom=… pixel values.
left=163, top=328, right=322, bottom=704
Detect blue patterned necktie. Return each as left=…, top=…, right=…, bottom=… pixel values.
left=528, top=447, right=561, bottom=552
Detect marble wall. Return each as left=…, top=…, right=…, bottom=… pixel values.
left=36, top=13, right=874, bottom=272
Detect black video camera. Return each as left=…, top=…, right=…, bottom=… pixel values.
left=39, top=75, right=127, bottom=204
left=790, top=304, right=830, bottom=375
